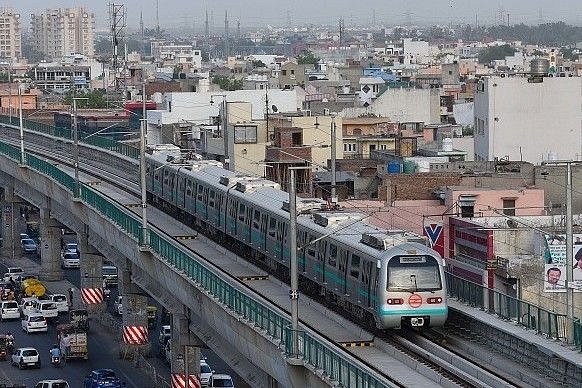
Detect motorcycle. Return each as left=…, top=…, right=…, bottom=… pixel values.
left=50, top=353, right=61, bottom=368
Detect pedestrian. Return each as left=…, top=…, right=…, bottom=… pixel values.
left=68, top=287, right=74, bottom=308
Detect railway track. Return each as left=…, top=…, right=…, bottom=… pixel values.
left=0, top=125, right=522, bottom=387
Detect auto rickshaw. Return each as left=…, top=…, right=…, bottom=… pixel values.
left=147, top=306, right=158, bottom=329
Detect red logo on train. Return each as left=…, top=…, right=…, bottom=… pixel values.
left=408, top=294, right=422, bottom=308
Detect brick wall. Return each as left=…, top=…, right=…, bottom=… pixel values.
left=379, top=173, right=461, bottom=202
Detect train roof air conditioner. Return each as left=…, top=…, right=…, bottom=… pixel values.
left=313, top=212, right=364, bottom=228
left=282, top=198, right=326, bottom=214
left=361, top=231, right=426, bottom=250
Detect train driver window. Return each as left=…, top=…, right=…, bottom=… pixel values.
left=328, top=244, right=337, bottom=267
left=350, top=254, right=361, bottom=278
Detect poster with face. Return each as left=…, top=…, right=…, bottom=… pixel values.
left=545, top=264, right=566, bottom=293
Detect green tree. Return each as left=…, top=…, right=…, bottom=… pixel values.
left=64, top=89, right=108, bottom=108
left=252, top=60, right=266, bottom=68
left=478, top=44, right=516, bottom=64
left=211, top=76, right=243, bottom=91
left=296, top=50, right=319, bottom=65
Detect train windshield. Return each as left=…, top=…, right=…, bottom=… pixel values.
left=387, top=256, right=442, bottom=292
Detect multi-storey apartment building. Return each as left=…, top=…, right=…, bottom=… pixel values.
left=0, top=8, right=21, bottom=61
left=31, top=8, right=95, bottom=60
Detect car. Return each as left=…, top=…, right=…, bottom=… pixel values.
left=21, top=312, right=48, bottom=333
left=35, top=380, right=70, bottom=388
left=0, top=300, right=20, bottom=321
left=158, top=324, right=171, bottom=345
left=114, top=295, right=122, bottom=315
left=102, top=265, right=118, bottom=286
left=21, top=238, right=38, bottom=254
left=63, top=242, right=78, bottom=255
left=208, top=374, right=235, bottom=388
left=200, top=360, right=214, bottom=386
left=31, top=300, right=58, bottom=320
left=20, top=233, right=30, bottom=242
left=61, top=251, right=80, bottom=269
left=83, top=368, right=122, bottom=388
left=11, top=347, right=41, bottom=369
left=45, top=294, right=69, bottom=313
left=19, top=296, right=38, bottom=314
left=3, top=267, right=24, bottom=282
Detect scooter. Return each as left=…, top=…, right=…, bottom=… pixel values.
left=50, top=353, right=61, bottom=368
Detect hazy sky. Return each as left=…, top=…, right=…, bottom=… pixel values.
left=5, top=1, right=582, bottom=30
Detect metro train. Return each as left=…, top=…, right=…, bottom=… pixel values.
left=145, top=146, right=448, bottom=329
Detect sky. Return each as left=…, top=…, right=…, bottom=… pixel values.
left=5, top=0, right=582, bottom=31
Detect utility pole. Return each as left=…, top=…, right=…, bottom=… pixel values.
left=566, top=162, right=574, bottom=341
left=18, top=86, right=24, bottom=165
left=73, top=98, right=80, bottom=198
left=140, top=82, right=148, bottom=247
left=288, top=168, right=299, bottom=357
left=330, top=116, right=337, bottom=204
left=8, top=64, right=12, bottom=125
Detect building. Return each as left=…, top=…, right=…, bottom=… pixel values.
left=32, top=64, right=90, bottom=91
left=0, top=8, right=21, bottom=61
left=474, top=76, right=582, bottom=163
left=31, top=8, right=95, bottom=60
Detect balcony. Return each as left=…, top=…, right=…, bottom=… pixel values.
left=265, top=146, right=312, bottom=163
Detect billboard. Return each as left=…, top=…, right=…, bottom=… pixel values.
left=423, top=221, right=445, bottom=257
left=543, top=234, right=582, bottom=293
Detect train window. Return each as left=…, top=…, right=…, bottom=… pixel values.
left=163, top=170, right=169, bottom=185
left=268, top=218, right=277, bottom=237
left=350, top=254, right=361, bottom=278
left=197, top=185, right=203, bottom=201
left=186, top=180, right=192, bottom=196
left=209, top=190, right=215, bottom=208
left=276, top=221, right=283, bottom=242
left=238, top=203, right=246, bottom=222
left=387, top=256, right=442, bottom=291
left=339, top=250, right=347, bottom=272
left=317, top=240, right=327, bottom=263
left=282, top=222, right=288, bottom=245
left=253, top=209, right=261, bottom=229
left=307, top=234, right=316, bottom=257
left=298, top=230, right=306, bottom=248
left=154, top=169, right=160, bottom=182
left=203, top=187, right=208, bottom=203
left=229, top=199, right=237, bottom=218
left=328, top=244, right=337, bottom=267
left=362, top=260, right=371, bottom=284
left=179, top=179, right=185, bottom=193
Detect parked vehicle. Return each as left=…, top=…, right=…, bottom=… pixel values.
left=1, top=300, right=20, bottom=321
left=3, top=267, right=24, bottom=282
left=83, top=369, right=122, bottom=388
left=63, top=242, right=78, bottom=255
left=208, top=374, right=235, bottom=388
left=21, top=238, right=38, bottom=254
left=19, top=296, right=38, bottom=315
left=200, top=360, right=214, bottom=386
left=11, top=347, right=41, bottom=369
left=61, top=251, right=80, bottom=269
left=21, top=312, right=48, bottom=334
left=70, top=308, right=89, bottom=332
left=57, top=323, right=88, bottom=360
left=35, top=380, right=70, bottom=388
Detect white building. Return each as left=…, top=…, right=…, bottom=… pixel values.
left=31, top=8, right=95, bottom=60
left=474, top=76, right=582, bottom=163
left=0, top=8, right=21, bottom=61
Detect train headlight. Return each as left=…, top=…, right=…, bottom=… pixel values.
left=427, top=297, right=443, bottom=304
left=387, top=298, right=403, bottom=305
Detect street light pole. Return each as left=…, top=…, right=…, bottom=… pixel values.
left=18, top=86, right=24, bottom=165
left=330, top=116, right=337, bottom=204
left=566, top=162, right=574, bottom=335
left=288, top=167, right=299, bottom=357
left=139, top=82, right=148, bottom=247
left=72, top=97, right=88, bottom=199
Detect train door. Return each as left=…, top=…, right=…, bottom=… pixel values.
left=362, top=260, right=373, bottom=307
left=251, top=208, right=261, bottom=247
left=185, top=179, right=194, bottom=215
left=237, top=202, right=246, bottom=241
left=267, top=216, right=278, bottom=259
left=280, top=221, right=289, bottom=263
left=216, top=193, right=223, bottom=227
left=328, top=244, right=338, bottom=291
left=260, top=213, right=268, bottom=252
left=317, top=240, right=328, bottom=284
left=339, top=249, right=348, bottom=295
left=178, top=175, right=186, bottom=209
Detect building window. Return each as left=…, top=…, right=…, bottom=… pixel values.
left=502, top=199, right=516, bottom=216
left=281, top=70, right=287, bottom=76
left=234, top=125, right=257, bottom=144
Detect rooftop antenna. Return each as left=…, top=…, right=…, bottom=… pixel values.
left=205, top=9, right=209, bottom=38
left=139, top=10, right=145, bottom=55
left=156, top=0, right=160, bottom=36
left=109, top=3, right=126, bottom=93
left=224, top=10, right=229, bottom=58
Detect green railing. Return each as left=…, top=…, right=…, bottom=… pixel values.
left=0, top=114, right=139, bottom=160
left=0, top=140, right=393, bottom=388
left=446, top=272, right=569, bottom=342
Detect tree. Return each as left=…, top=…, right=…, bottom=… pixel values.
left=211, top=76, right=243, bottom=91
left=478, top=44, right=516, bottom=64
left=296, top=50, right=319, bottom=65
left=63, top=89, right=108, bottom=108
left=252, top=60, right=266, bottom=68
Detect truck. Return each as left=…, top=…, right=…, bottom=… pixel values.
left=57, top=323, right=88, bottom=360
left=70, top=309, right=89, bottom=332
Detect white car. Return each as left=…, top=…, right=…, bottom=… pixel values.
left=19, top=296, right=38, bottom=315
left=46, top=294, right=69, bottom=313
left=63, top=242, right=78, bottom=254
left=11, top=347, right=41, bottom=369
left=0, top=300, right=20, bottom=321
left=209, top=374, right=234, bottom=388
left=102, top=265, right=118, bottom=286
left=35, top=380, right=70, bottom=388
left=3, top=267, right=24, bottom=282
left=61, top=251, right=80, bottom=269
left=200, top=360, right=214, bottom=387
left=158, top=325, right=171, bottom=345
left=32, top=300, right=58, bottom=320
left=21, top=312, right=48, bottom=333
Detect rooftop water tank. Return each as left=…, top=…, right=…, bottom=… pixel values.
left=403, top=160, right=416, bottom=174
left=387, top=161, right=401, bottom=174
left=530, top=58, right=550, bottom=75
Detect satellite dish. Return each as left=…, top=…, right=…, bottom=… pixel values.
left=271, top=105, right=278, bottom=113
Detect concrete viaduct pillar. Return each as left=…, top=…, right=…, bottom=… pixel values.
left=120, top=263, right=151, bottom=357
left=38, top=207, right=64, bottom=281
left=171, top=310, right=203, bottom=383
left=78, top=228, right=106, bottom=315
left=1, top=184, right=24, bottom=260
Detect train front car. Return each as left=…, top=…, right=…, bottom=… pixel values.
left=376, top=242, right=448, bottom=329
